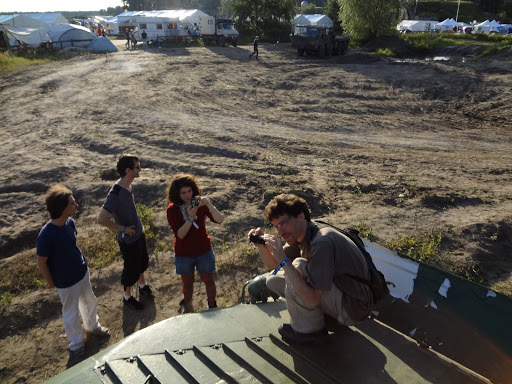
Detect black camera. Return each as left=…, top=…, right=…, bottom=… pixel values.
left=190, top=196, right=200, bottom=207
left=249, top=234, right=266, bottom=245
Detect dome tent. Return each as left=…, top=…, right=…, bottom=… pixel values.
left=3, top=23, right=116, bottom=51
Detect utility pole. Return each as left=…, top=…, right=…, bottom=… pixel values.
left=456, top=0, right=461, bottom=22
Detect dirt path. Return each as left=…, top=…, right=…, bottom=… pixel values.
left=0, top=43, right=511, bottom=383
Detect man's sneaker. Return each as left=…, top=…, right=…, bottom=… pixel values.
left=123, top=296, right=144, bottom=310
left=278, top=323, right=328, bottom=344
left=138, top=284, right=153, bottom=297
left=178, top=299, right=194, bottom=314
left=69, top=343, right=85, bottom=360
left=208, top=300, right=217, bottom=309
left=87, top=325, right=110, bottom=337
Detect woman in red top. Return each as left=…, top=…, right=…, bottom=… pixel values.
left=166, top=174, right=224, bottom=313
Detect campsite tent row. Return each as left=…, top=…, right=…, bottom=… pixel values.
left=398, top=18, right=512, bottom=34
left=105, top=9, right=208, bottom=40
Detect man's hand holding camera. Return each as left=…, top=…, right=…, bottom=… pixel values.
left=248, top=228, right=287, bottom=268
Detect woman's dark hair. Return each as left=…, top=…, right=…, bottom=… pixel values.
left=44, top=185, right=72, bottom=219
left=117, top=154, right=139, bottom=177
left=264, top=194, right=311, bottom=222
left=168, top=173, right=202, bottom=204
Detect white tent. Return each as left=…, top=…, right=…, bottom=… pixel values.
left=435, top=18, right=460, bottom=32
left=292, top=14, right=310, bottom=27
left=397, top=20, right=439, bottom=33
left=3, top=24, right=98, bottom=49
left=474, top=19, right=507, bottom=34
left=21, top=13, right=69, bottom=25
left=0, top=14, right=48, bottom=28
left=302, top=14, right=333, bottom=28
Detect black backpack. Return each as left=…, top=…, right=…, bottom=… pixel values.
left=315, top=220, right=390, bottom=306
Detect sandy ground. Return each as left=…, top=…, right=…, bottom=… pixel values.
left=0, top=42, right=511, bottom=383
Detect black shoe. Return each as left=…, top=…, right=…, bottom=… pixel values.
left=138, top=284, right=153, bottom=296
left=123, top=296, right=144, bottom=310
left=208, top=300, right=217, bottom=309
left=178, top=299, right=194, bottom=314
left=278, top=323, right=327, bottom=344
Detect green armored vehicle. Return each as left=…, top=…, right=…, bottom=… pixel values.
left=292, top=25, right=349, bottom=57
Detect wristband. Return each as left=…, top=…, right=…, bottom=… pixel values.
left=186, top=217, right=199, bottom=229
left=272, top=257, right=289, bottom=275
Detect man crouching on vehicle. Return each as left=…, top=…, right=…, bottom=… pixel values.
left=248, top=193, right=372, bottom=344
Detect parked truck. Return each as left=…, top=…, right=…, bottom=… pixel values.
left=291, top=25, right=349, bottom=57
left=198, top=16, right=239, bottom=47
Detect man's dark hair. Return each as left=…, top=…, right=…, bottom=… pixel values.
left=44, top=185, right=72, bottom=220
left=264, top=194, right=311, bottom=222
left=117, top=154, right=139, bottom=177
left=168, top=173, right=202, bottom=205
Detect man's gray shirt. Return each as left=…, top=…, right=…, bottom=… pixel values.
left=102, top=184, right=143, bottom=245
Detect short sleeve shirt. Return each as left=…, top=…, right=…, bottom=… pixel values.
left=298, top=222, right=371, bottom=299
left=36, top=218, right=87, bottom=288
left=102, top=184, right=143, bottom=245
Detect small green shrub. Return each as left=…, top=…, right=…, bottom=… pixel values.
left=136, top=204, right=156, bottom=239
left=0, top=292, right=14, bottom=309
left=375, top=48, right=396, bottom=57
left=353, top=222, right=376, bottom=242
left=78, top=229, right=119, bottom=269
left=386, top=231, right=442, bottom=262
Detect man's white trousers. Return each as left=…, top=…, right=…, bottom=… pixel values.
left=56, top=270, right=100, bottom=351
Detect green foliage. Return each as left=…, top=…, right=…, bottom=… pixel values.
left=375, top=48, right=397, bottom=56
left=386, top=231, right=442, bottom=262
left=0, top=292, right=14, bottom=309
left=326, top=0, right=343, bottom=33
left=353, top=222, right=376, bottom=241
left=136, top=204, right=156, bottom=239
left=338, top=0, right=402, bottom=42
left=78, top=229, right=119, bottom=269
left=233, top=0, right=296, bottom=41
left=399, top=33, right=454, bottom=52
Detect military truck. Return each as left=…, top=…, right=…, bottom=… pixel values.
left=292, top=25, right=349, bottom=57
left=198, top=15, right=239, bottom=47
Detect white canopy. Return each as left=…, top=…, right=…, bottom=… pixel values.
left=21, top=13, right=68, bottom=25
left=0, top=14, right=47, bottom=28
left=3, top=24, right=97, bottom=49
left=302, top=14, right=333, bottom=28
left=397, top=20, right=439, bottom=33
left=292, top=14, right=310, bottom=27
left=474, top=19, right=506, bottom=33
left=435, top=18, right=460, bottom=31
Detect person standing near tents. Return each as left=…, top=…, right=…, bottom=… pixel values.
left=249, top=36, right=259, bottom=59
left=129, top=29, right=137, bottom=49
left=141, top=30, right=148, bottom=49
left=125, top=29, right=130, bottom=49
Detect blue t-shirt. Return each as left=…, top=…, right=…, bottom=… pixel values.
left=36, top=218, right=88, bottom=288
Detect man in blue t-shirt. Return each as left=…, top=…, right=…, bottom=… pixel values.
left=97, top=154, right=152, bottom=310
left=37, top=185, right=109, bottom=362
